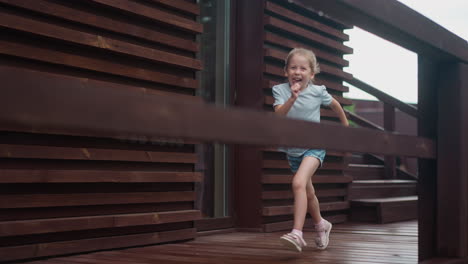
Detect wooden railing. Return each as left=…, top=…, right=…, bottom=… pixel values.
left=0, top=0, right=466, bottom=263
left=299, top=1, right=468, bottom=263
left=0, top=66, right=435, bottom=158
left=345, top=77, right=419, bottom=180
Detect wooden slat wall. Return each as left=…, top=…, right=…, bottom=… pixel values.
left=261, top=0, right=353, bottom=231
left=0, top=0, right=202, bottom=262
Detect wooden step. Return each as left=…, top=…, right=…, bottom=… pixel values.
left=346, top=164, right=385, bottom=180
left=350, top=196, right=417, bottom=223
left=349, top=180, right=417, bottom=199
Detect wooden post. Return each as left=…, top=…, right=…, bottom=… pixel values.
left=384, top=103, right=396, bottom=179
left=233, top=0, right=265, bottom=229
left=436, top=62, right=468, bottom=259
left=418, top=56, right=439, bottom=261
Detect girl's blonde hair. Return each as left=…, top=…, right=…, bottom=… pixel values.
left=284, top=48, right=320, bottom=75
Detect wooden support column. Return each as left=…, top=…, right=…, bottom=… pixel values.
left=384, top=103, right=396, bottom=179
left=233, top=0, right=265, bottom=229
left=437, top=62, right=468, bottom=259
left=418, top=56, right=439, bottom=261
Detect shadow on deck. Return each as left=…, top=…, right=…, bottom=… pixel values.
left=28, top=220, right=417, bottom=264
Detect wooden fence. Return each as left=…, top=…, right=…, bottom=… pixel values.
left=0, top=0, right=202, bottom=261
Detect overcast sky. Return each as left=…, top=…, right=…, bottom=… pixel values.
left=343, top=0, right=468, bottom=104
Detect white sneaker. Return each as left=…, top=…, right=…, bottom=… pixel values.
left=314, top=219, right=332, bottom=250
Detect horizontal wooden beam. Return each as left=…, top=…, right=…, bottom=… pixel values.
left=0, top=170, right=202, bottom=183
left=0, top=144, right=197, bottom=163
left=297, top=0, right=468, bottom=62
left=89, top=0, right=203, bottom=33
left=346, top=110, right=384, bottom=130
left=264, top=33, right=349, bottom=67
left=0, top=210, right=201, bottom=236
left=0, top=192, right=195, bottom=208
left=0, top=66, right=435, bottom=158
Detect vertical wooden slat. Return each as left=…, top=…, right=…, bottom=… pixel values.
left=384, top=103, right=396, bottom=179
left=437, top=62, right=468, bottom=258
left=233, top=0, right=266, bottom=229
left=418, top=56, right=439, bottom=261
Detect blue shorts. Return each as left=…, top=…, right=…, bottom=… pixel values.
left=287, top=149, right=326, bottom=173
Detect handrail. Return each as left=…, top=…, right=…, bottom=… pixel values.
left=347, top=77, right=418, bottom=118
left=0, top=65, right=436, bottom=159
left=345, top=110, right=383, bottom=130
left=366, top=153, right=418, bottom=181
left=298, top=0, right=468, bottom=63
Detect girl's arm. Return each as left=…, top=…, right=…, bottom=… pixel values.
left=329, top=98, right=349, bottom=126
left=274, top=83, right=301, bottom=116
left=274, top=97, right=296, bottom=115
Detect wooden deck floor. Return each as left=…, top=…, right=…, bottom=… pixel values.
left=30, top=220, right=417, bottom=264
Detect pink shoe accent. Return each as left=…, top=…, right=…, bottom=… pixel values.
left=280, top=232, right=307, bottom=252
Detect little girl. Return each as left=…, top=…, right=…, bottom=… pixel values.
left=272, top=48, right=349, bottom=251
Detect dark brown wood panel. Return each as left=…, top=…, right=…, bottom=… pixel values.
left=265, top=1, right=349, bottom=41
left=0, top=144, right=197, bottom=163
left=0, top=12, right=201, bottom=71
left=195, top=217, right=234, bottom=232
left=264, top=32, right=349, bottom=67
left=264, top=16, right=353, bottom=54
left=0, top=170, right=202, bottom=183
left=0, top=192, right=196, bottom=208
left=418, top=56, right=439, bottom=261
left=0, top=203, right=195, bottom=222
left=436, top=62, right=468, bottom=258
left=0, top=64, right=198, bottom=101
left=0, top=210, right=201, bottom=237
left=0, top=0, right=202, bottom=260
left=233, top=0, right=266, bottom=230
left=0, top=44, right=198, bottom=90
left=0, top=0, right=199, bottom=52
left=89, top=0, right=203, bottom=33
left=148, top=0, right=200, bottom=15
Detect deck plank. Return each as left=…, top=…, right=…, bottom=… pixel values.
left=27, top=221, right=418, bottom=264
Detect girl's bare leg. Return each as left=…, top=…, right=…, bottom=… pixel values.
left=292, top=156, right=320, bottom=230
left=306, top=174, right=322, bottom=224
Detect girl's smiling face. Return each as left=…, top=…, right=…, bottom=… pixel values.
left=284, top=54, right=315, bottom=90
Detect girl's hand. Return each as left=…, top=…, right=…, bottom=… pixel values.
left=290, top=82, right=301, bottom=99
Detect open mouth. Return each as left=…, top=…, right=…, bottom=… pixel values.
left=292, top=78, right=302, bottom=84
